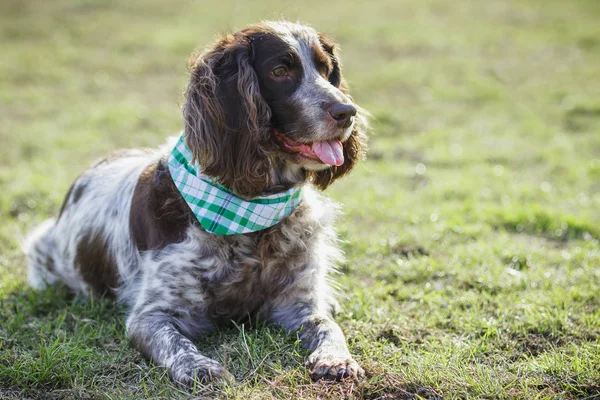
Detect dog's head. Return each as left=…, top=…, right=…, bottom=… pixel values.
left=183, top=21, right=367, bottom=198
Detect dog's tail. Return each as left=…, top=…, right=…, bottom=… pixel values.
left=23, top=218, right=58, bottom=289
left=22, top=218, right=55, bottom=254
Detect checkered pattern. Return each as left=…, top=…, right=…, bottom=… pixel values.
left=168, top=135, right=303, bottom=235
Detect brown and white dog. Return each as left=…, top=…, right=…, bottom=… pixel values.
left=25, top=21, right=368, bottom=386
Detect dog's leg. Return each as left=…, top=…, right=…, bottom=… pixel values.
left=270, top=306, right=363, bottom=381
left=126, top=312, right=232, bottom=386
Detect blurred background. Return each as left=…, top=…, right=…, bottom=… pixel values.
left=2, top=0, right=600, bottom=205
left=1, top=0, right=599, bottom=398
left=1, top=0, right=599, bottom=219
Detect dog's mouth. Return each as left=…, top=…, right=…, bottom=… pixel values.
left=273, top=130, right=344, bottom=166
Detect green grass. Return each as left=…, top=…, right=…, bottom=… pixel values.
left=1, top=0, right=600, bottom=398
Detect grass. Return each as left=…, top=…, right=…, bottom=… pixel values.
left=1, top=0, right=599, bottom=398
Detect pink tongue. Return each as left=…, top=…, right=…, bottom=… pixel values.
left=312, top=140, right=344, bottom=166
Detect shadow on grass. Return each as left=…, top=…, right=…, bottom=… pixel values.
left=491, top=205, right=599, bottom=242
left=0, top=285, right=430, bottom=399
left=0, top=285, right=327, bottom=397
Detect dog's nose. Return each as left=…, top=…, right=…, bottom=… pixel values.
left=328, top=103, right=357, bottom=128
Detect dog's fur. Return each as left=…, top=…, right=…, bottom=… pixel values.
left=25, top=21, right=367, bottom=385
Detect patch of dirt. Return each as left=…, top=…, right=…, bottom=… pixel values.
left=259, top=369, right=444, bottom=400
left=390, top=244, right=429, bottom=258
left=377, top=328, right=405, bottom=347
left=375, top=326, right=432, bottom=347
left=577, top=384, right=600, bottom=398
left=368, top=150, right=385, bottom=160
left=564, top=106, right=600, bottom=133
left=361, top=373, right=443, bottom=400
left=577, top=36, right=600, bottom=51
left=458, top=280, right=502, bottom=295
left=0, top=388, right=105, bottom=400
left=504, top=329, right=565, bottom=360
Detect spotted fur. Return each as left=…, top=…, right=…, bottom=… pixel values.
left=25, top=21, right=367, bottom=386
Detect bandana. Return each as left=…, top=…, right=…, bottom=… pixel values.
left=168, top=135, right=303, bottom=235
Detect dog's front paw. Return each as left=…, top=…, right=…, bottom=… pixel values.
left=170, top=353, right=233, bottom=387
left=306, top=350, right=364, bottom=381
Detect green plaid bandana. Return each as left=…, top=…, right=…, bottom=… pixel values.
left=168, top=135, right=303, bottom=235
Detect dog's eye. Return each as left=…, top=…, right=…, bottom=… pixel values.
left=272, top=66, right=287, bottom=77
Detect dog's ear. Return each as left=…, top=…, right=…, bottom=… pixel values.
left=310, top=34, right=368, bottom=190
left=318, top=33, right=348, bottom=91
left=183, top=33, right=272, bottom=198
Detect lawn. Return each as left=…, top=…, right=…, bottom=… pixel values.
left=1, top=0, right=599, bottom=398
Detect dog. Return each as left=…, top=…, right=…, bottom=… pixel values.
left=25, top=21, right=368, bottom=386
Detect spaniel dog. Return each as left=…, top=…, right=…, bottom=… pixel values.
left=25, top=21, right=367, bottom=386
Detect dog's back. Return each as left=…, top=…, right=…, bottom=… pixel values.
left=26, top=149, right=156, bottom=298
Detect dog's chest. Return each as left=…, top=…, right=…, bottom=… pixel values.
left=165, top=212, right=321, bottom=323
